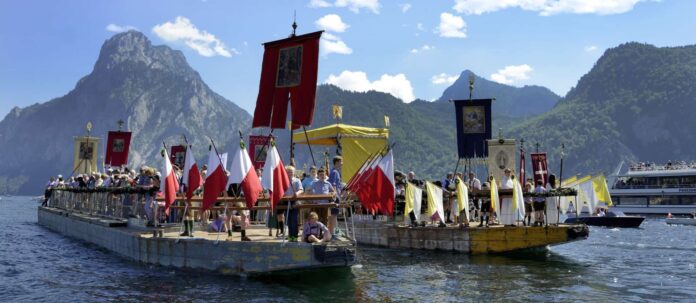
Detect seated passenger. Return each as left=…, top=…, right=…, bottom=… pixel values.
left=303, top=212, right=331, bottom=243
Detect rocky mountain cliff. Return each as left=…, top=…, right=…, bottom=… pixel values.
left=0, top=31, right=251, bottom=194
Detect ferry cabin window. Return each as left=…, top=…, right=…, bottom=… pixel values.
left=649, top=196, right=679, bottom=205
left=678, top=196, right=696, bottom=205
left=616, top=176, right=696, bottom=189
left=614, top=196, right=648, bottom=205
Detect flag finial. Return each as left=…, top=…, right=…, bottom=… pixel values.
left=291, top=10, right=297, bottom=36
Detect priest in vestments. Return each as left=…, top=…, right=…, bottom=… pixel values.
left=499, top=168, right=516, bottom=226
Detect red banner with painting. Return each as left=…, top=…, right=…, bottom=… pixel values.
left=105, top=131, right=131, bottom=167
left=248, top=135, right=274, bottom=169
left=252, top=31, right=323, bottom=129
left=170, top=145, right=186, bottom=169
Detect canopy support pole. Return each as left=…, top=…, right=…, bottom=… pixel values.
left=302, top=126, right=317, bottom=167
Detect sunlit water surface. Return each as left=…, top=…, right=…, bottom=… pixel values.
left=1, top=196, right=695, bottom=302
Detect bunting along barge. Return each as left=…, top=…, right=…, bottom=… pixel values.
left=349, top=189, right=589, bottom=254
left=39, top=189, right=355, bottom=275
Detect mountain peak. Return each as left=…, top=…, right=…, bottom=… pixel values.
left=93, top=30, right=191, bottom=76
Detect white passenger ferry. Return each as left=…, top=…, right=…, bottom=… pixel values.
left=611, top=161, right=696, bottom=215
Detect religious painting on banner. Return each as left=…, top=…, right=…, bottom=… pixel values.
left=530, top=152, right=549, bottom=186
left=249, top=135, right=274, bottom=169
left=104, top=131, right=132, bottom=167
left=453, top=99, right=492, bottom=159
left=73, top=136, right=100, bottom=174
left=487, top=139, right=516, bottom=183
left=170, top=145, right=186, bottom=169
left=252, top=31, right=323, bottom=129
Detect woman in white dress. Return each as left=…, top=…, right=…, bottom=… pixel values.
left=499, top=168, right=516, bottom=226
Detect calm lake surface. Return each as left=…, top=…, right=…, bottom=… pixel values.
left=1, top=196, right=695, bottom=302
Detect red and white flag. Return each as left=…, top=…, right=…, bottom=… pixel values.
left=202, top=146, right=227, bottom=211
left=355, top=155, right=382, bottom=213
left=160, top=149, right=180, bottom=213
left=371, top=150, right=395, bottom=215
left=182, top=145, right=202, bottom=201
left=531, top=152, right=548, bottom=186
left=227, top=143, right=263, bottom=209
left=261, top=145, right=290, bottom=210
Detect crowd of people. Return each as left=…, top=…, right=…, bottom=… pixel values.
left=45, top=166, right=162, bottom=191
left=630, top=160, right=696, bottom=171
left=394, top=168, right=561, bottom=228
left=44, top=157, right=347, bottom=244
left=46, top=154, right=570, bottom=245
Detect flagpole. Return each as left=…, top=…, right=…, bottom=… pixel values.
left=289, top=120, right=295, bottom=167
left=302, top=126, right=317, bottom=167
left=558, top=143, right=564, bottom=225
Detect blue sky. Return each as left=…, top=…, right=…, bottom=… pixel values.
left=1, top=0, right=695, bottom=118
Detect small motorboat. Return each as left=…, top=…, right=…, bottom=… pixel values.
left=666, top=217, right=696, bottom=226
left=565, top=210, right=644, bottom=228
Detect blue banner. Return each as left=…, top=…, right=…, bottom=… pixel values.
left=453, top=99, right=492, bottom=159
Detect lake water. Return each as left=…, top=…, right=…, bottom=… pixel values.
left=1, top=196, right=695, bottom=302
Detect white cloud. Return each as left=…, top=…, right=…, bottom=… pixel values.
left=436, top=12, right=467, bottom=38
left=584, top=45, right=598, bottom=52
left=490, top=64, right=533, bottom=85
left=325, top=70, right=415, bottom=102
left=152, top=16, right=237, bottom=57
left=431, top=73, right=458, bottom=85
left=416, top=23, right=425, bottom=31
left=315, top=14, right=350, bottom=32
left=309, top=0, right=332, bottom=8
left=400, top=3, right=412, bottom=13
left=410, top=44, right=434, bottom=54
left=321, top=33, right=353, bottom=55
left=452, top=0, right=649, bottom=16
left=308, top=0, right=381, bottom=13
left=106, top=24, right=137, bottom=33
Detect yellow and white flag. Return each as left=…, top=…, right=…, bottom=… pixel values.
left=592, top=174, right=613, bottom=206
left=455, top=177, right=470, bottom=222
left=426, top=181, right=445, bottom=223
left=404, top=182, right=423, bottom=224
left=490, top=178, right=500, bottom=213
left=332, top=104, right=343, bottom=120
left=512, top=179, right=526, bottom=220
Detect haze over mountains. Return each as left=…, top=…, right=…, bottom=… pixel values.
left=1, top=31, right=693, bottom=194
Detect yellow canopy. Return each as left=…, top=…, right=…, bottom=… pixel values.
left=292, top=123, right=389, bottom=181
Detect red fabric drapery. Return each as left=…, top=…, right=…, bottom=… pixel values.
left=105, top=131, right=132, bottom=167
left=253, top=31, right=323, bottom=129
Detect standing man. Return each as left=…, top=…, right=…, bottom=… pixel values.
left=283, top=165, right=304, bottom=242
left=468, top=172, right=482, bottom=224
left=442, top=172, right=454, bottom=223
left=328, top=156, right=344, bottom=240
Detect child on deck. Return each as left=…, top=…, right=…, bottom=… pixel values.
left=303, top=212, right=331, bottom=243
